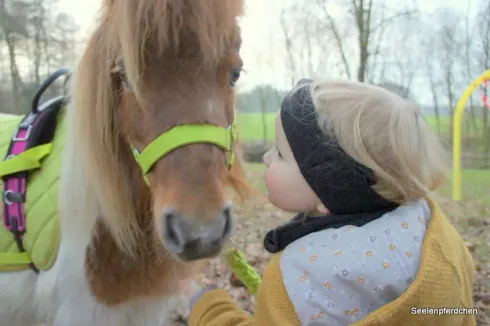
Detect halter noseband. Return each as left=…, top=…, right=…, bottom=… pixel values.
left=117, top=62, right=237, bottom=184
left=132, top=118, right=237, bottom=184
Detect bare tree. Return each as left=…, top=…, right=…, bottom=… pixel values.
left=431, top=8, right=465, bottom=138
left=0, top=0, right=29, bottom=112
left=422, top=36, right=443, bottom=135
left=49, top=13, right=79, bottom=68
left=280, top=9, right=297, bottom=87
left=285, top=0, right=417, bottom=82
left=462, top=0, right=480, bottom=135
left=314, top=0, right=352, bottom=79
left=475, top=0, right=490, bottom=165
left=377, top=17, right=422, bottom=97
left=0, top=0, right=79, bottom=113
left=258, top=85, right=268, bottom=143
left=30, top=0, right=46, bottom=85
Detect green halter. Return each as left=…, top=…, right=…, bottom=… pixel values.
left=132, top=118, right=236, bottom=184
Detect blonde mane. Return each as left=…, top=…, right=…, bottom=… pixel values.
left=70, top=0, right=244, bottom=255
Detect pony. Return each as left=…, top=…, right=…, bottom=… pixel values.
left=0, top=0, right=250, bottom=325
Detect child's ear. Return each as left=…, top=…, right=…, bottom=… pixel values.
left=316, top=203, right=329, bottom=214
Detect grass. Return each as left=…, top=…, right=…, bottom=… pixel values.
left=438, top=169, right=490, bottom=206
left=236, top=113, right=486, bottom=141
left=243, top=162, right=268, bottom=194
left=237, top=113, right=276, bottom=141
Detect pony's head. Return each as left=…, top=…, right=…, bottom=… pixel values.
left=72, top=0, right=250, bottom=262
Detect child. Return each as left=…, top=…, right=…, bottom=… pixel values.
left=187, top=79, right=475, bottom=325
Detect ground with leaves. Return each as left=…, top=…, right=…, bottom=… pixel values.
left=172, top=163, right=490, bottom=325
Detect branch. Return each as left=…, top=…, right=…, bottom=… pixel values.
left=316, top=0, right=352, bottom=79
left=371, top=10, right=417, bottom=33
left=279, top=8, right=297, bottom=86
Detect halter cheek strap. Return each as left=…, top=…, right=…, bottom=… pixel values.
left=132, top=118, right=237, bottom=184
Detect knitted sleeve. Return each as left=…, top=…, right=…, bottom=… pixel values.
left=188, top=253, right=300, bottom=326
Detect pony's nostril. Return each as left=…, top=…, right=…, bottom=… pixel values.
left=163, top=209, right=185, bottom=253
left=222, top=204, right=233, bottom=238
left=165, top=215, right=178, bottom=244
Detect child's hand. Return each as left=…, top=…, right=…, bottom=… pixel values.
left=188, top=283, right=218, bottom=311
left=179, top=279, right=219, bottom=310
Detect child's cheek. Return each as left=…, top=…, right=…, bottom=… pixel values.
left=264, top=166, right=292, bottom=211
left=264, top=168, right=275, bottom=195
left=265, top=166, right=282, bottom=201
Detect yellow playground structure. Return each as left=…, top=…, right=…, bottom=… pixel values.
left=452, top=69, right=490, bottom=201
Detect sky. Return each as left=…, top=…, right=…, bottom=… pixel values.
left=57, top=0, right=480, bottom=104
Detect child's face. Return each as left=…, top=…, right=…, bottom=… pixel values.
left=262, top=113, right=328, bottom=215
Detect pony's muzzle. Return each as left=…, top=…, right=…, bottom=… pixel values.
left=161, top=203, right=233, bottom=261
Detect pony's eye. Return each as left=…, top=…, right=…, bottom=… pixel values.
left=116, top=61, right=132, bottom=90
left=120, top=70, right=130, bottom=89
left=230, top=68, right=241, bottom=87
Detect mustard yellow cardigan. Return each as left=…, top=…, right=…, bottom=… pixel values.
left=189, top=199, right=476, bottom=325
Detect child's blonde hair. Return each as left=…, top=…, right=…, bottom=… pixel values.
left=306, top=79, right=449, bottom=204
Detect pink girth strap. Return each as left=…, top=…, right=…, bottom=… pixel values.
left=2, top=111, right=44, bottom=239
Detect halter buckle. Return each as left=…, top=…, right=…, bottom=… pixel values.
left=226, top=123, right=236, bottom=169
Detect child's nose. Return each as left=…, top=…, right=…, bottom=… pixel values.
left=263, top=151, right=271, bottom=166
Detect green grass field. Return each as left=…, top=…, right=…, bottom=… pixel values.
left=438, top=169, right=490, bottom=205
left=237, top=113, right=276, bottom=141
left=236, top=113, right=484, bottom=141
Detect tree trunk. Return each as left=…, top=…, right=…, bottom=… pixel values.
left=259, top=87, right=268, bottom=143
left=0, top=0, right=23, bottom=112
left=6, top=35, right=22, bottom=112
left=354, top=0, right=373, bottom=82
